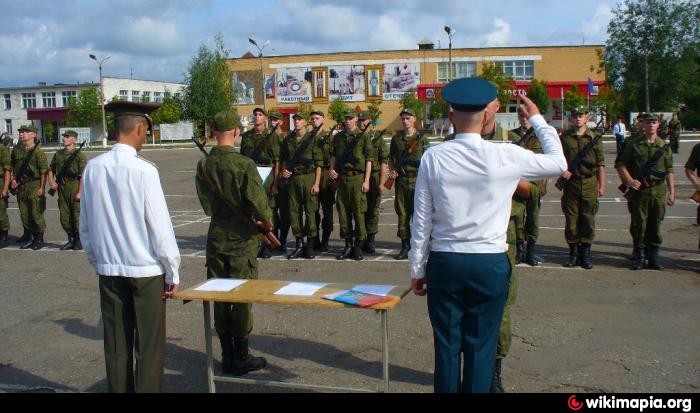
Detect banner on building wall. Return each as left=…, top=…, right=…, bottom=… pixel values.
left=328, top=65, right=365, bottom=102
left=264, top=74, right=276, bottom=98
left=312, top=67, right=328, bottom=103
left=365, top=65, right=382, bottom=101
left=232, top=71, right=261, bottom=105
left=276, top=67, right=312, bottom=103
left=383, top=63, right=420, bottom=100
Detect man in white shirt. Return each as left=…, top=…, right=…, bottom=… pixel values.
left=613, top=116, right=627, bottom=154
left=409, top=78, right=567, bottom=392
left=80, top=101, right=181, bottom=392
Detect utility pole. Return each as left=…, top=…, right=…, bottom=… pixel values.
left=249, top=37, right=271, bottom=112
left=90, top=54, right=111, bottom=148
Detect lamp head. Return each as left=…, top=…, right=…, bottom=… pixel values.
left=444, top=26, right=451, bottom=35
left=248, top=38, right=257, bottom=46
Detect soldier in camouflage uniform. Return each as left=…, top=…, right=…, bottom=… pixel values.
left=616, top=113, right=675, bottom=270
left=667, top=112, right=681, bottom=154
left=280, top=113, right=323, bottom=259
left=268, top=112, right=290, bottom=252
left=239, top=108, right=280, bottom=259
left=508, top=108, right=547, bottom=266
left=329, top=108, right=373, bottom=260
left=195, top=110, right=271, bottom=376
left=388, top=108, right=429, bottom=260
left=558, top=107, right=606, bottom=269
left=359, top=111, right=388, bottom=254
left=0, top=133, right=12, bottom=248
left=10, top=125, right=48, bottom=250
left=309, top=110, right=334, bottom=252
left=48, top=130, right=87, bottom=250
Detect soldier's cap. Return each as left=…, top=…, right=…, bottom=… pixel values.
left=342, top=108, right=357, bottom=118
left=569, top=106, right=589, bottom=116
left=18, top=124, right=38, bottom=133
left=292, top=112, right=307, bottom=120
left=310, top=110, right=325, bottom=117
left=212, top=110, right=242, bottom=132
left=399, top=108, right=416, bottom=117
left=105, top=101, right=161, bottom=130
left=252, top=107, right=267, bottom=116
left=440, top=77, right=496, bottom=112
left=269, top=111, right=283, bottom=120
left=61, top=130, right=79, bottom=138
left=1, top=134, right=11, bottom=146
left=641, top=112, right=659, bottom=122
left=358, top=111, right=370, bottom=120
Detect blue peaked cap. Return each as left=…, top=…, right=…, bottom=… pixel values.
left=441, top=77, right=497, bottom=112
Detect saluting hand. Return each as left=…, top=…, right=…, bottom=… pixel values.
left=518, top=94, right=541, bottom=118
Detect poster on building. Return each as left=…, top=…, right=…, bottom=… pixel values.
left=232, top=71, right=261, bottom=105
left=312, top=67, right=328, bottom=103
left=276, top=67, right=312, bottom=103
left=328, top=65, right=365, bottom=102
left=365, top=65, right=382, bottom=101
left=383, top=63, right=420, bottom=100
left=264, top=74, right=276, bottom=98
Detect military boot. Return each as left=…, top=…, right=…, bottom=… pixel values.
left=337, top=238, right=353, bottom=260
left=362, top=233, right=376, bottom=254
left=647, top=246, right=664, bottom=271
left=631, top=245, right=645, bottom=270
left=60, top=234, right=74, bottom=250
left=312, top=233, right=321, bottom=252
left=579, top=243, right=593, bottom=269
left=490, top=359, right=505, bottom=393
left=287, top=237, right=305, bottom=259
left=394, top=239, right=410, bottom=260
left=351, top=238, right=363, bottom=261
left=231, top=337, right=267, bottom=376
left=525, top=241, right=542, bottom=266
left=515, top=241, right=525, bottom=264
left=16, top=229, right=32, bottom=244
left=0, top=230, right=8, bottom=249
left=319, top=230, right=331, bottom=253
left=303, top=237, right=316, bottom=259
left=565, top=243, right=578, bottom=267
left=218, top=333, right=235, bottom=374
left=257, top=245, right=271, bottom=259
left=20, top=232, right=38, bottom=249
left=29, top=232, right=45, bottom=250
left=72, top=232, right=83, bottom=250
left=278, top=226, right=290, bottom=253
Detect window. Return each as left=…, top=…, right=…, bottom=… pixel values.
left=131, top=90, right=140, bottom=102
left=142, top=91, right=151, bottom=102
left=173, top=92, right=181, bottom=100
left=495, top=60, right=534, bottom=81
left=3, top=94, right=10, bottom=110
left=42, top=92, right=56, bottom=108
left=62, top=91, right=77, bottom=106
left=22, top=93, right=36, bottom=109
left=118, top=90, right=128, bottom=101
left=437, top=62, right=476, bottom=83
left=5, top=120, right=11, bottom=134
left=153, top=91, right=162, bottom=103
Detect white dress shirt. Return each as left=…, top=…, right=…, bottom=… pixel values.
left=613, top=122, right=626, bottom=137
left=80, top=143, right=181, bottom=284
left=409, top=114, right=567, bottom=279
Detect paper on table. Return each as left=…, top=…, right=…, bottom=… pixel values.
left=274, top=282, right=328, bottom=296
left=351, top=284, right=396, bottom=297
left=194, top=279, right=248, bottom=292
left=257, top=167, right=273, bottom=185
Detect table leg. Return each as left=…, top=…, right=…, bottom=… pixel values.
left=381, top=309, right=389, bottom=393
left=203, top=301, right=216, bottom=393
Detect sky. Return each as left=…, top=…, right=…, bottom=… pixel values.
left=0, top=0, right=618, bottom=88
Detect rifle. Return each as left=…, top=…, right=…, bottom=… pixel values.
left=251, top=124, right=278, bottom=164
left=279, top=124, right=323, bottom=188
left=512, top=127, right=535, bottom=147
left=9, top=142, right=40, bottom=196
left=192, top=137, right=281, bottom=250
left=48, top=142, right=86, bottom=197
left=554, top=118, right=606, bottom=191
left=384, top=133, right=421, bottom=190
left=329, top=123, right=371, bottom=189
left=617, top=144, right=670, bottom=202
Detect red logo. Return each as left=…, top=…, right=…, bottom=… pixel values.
left=568, top=395, right=583, bottom=411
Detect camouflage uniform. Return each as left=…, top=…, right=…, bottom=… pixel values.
left=389, top=130, right=429, bottom=241
left=316, top=127, right=336, bottom=250
left=11, top=143, right=48, bottom=244
left=667, top=117, right=681, bottom=154
left=364, top=128, right=389, bottom=251
left=50, top=147, right=87, bottom=240
left=0, top=143, right=11, bottom=236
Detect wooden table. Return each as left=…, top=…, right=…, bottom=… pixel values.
left=175, top=279, right=411, bottom=393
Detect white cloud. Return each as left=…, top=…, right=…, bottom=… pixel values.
left=579, top=3, right=613, bottom=43
left=369, top=15, right=416, bottom=50
left=480, top=17, right=512, bottom=47
left=122, top=17, right=181, bottom=55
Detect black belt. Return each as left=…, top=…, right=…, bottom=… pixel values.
left=342, top=170, right=360, bottom=177
left=642, top=180, right=664, bottom=188
left=292, top=169, right=315, bottom=176
left=399, top=171, right=418, bottom=178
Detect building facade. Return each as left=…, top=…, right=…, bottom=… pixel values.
left=227, top=44, right=605, bottom=133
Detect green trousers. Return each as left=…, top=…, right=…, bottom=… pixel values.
left=364, top=171, right=382, bottom=235
left=58, top=181, right=80, bottom=234
left=288, top=173, right=319, bottom=238
left=0, top=179, right=8, bottom=231
left=316, top=168, right=336, bottom=233
left=516, top=183, right=541, bottom=243
left=18, top=180, right=46, bottom=232
left=630, top=184, right=667, bottom=247
left=561, top=177, right=599, bottom=244
left=498, top=218, right=518, bottom=359
left=336, top=173, right=367, bottom=240
left=99, top=275, right=166, bottom=393
left=394, top=176, right=416, bottom=240
left=276, top=179, right=290, bottom=240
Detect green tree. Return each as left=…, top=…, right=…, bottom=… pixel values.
left=479, top=62, right=514, bottom=108
left=42, top=122, right=54, bottom=143
left=328, top=97, right=347, bottom=125
left=605, top=0, right=700, bottom=115
left=152, top=93, right=182, bottom=125
left=297, top=101, right=314, bottom=121
left=182, top=33, right=234, bottom=137
left=399, top=90, right=423, bottom=121
left=527, top=79, right=550, bottom=114
left=563, top=85, right=586, bottom=111
left=66, top=87, right=102, bottom=128
left=367, top=102, right=382, bottom=126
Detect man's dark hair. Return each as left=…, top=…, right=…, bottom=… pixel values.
left=116, top=115, right=148, bottom=135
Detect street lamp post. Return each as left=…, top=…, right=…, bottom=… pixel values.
left=89, top=54, right=111, bottom=148
left=248, top=37, right=271, bottom=112
left=444, top=26, right=455, bottom=82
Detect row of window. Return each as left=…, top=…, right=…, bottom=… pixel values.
left=117, top=90, right=180, bottom=103
left=436, top=60, right=534, bottom=83
left=3, top=91, right=78, bottom=110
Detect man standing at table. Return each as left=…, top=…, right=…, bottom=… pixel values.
left=80, top=101, right=180, bottom=392
left=196, top=110, right=271, bottom=376
left=409, top=78, right=566, bottom=393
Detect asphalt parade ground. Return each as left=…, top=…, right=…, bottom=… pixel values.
left=0, top=140, right=697, bottom=393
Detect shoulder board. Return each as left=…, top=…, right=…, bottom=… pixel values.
left=136, top=155, right=158, bottom=169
